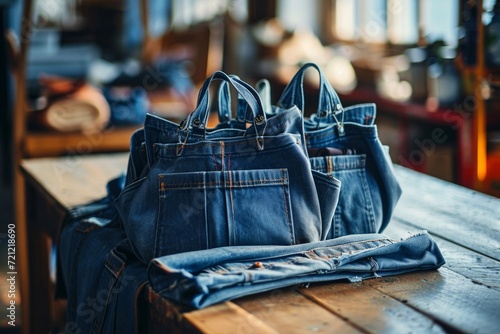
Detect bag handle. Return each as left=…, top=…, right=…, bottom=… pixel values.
left=255, top=79, right=273, bottom=115
left=181, top=71, right=267, bottom=149
left=217, top=76, right=248, bottom=125
left=276, top=63, right=345, bottom=133
left=217, top=77, right=273, bottom=125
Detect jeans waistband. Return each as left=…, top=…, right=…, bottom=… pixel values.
left=309, top=154, right=366, bottom=172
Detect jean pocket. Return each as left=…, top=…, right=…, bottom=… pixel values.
left=311, top=169, right=341, bottom=240
left=156, top=168, right=295, bottom=256
left=310, top=154, right=376, bottom=238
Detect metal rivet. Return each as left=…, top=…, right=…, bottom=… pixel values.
left=255, top=115, right=264, bottom=124
left=252, top=261, right=263, bottom=268
left=193, top=118, right=201, bottom=126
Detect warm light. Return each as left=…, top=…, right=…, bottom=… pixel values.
left=478, top=129, right=487, bottom=181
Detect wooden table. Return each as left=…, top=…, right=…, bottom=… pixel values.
left=21, top=153, right=500, bottom=334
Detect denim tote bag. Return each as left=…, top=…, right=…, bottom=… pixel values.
left=214, top=77, right=341, bottom=240
left=116, top=71, right=340, bottom=264
left=276, top=63, right=402, bottom=238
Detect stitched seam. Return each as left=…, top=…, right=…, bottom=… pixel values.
left=220, top=141, right=225, bottom=170
left=359, top=168, right=377, bottom=232
left=212, top=153, right=218, bottom=171
left=162, top=178, right=288, bottom=189
left=314, top=238, right=393, bottom=252
left=281, top=171, right=294, bottom=244
left=104, top=260, right=126, bottom=279
left=327, top=156, right=332, bottom=174
left=154, top=175, right=164, bottom=259
left=228, top=155, right=235, bottom=227
left=154, top=138, right=299, bottom=156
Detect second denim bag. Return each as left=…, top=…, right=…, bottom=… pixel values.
left=116, top=71, right=340, bottom=264
left=275, top=63, right=402, bottom=238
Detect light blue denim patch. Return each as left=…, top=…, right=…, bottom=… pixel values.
left=149, top=231, right=445, bottom=309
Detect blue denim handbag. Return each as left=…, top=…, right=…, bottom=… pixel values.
left=116, top=71, right=340, bottom=264
left=214, top=77, right=341, bottom=240
left=275, top=63, right=402, bottom=238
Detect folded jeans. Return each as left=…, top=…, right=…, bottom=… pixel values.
left=148, top=230, right=445, bottom=309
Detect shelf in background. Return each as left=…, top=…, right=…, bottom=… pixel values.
left=23, top=126, right=139, bottom=158
left=338, top=87, right=460, bottom=125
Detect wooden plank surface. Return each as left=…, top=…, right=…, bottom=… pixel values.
left=19, top=152, right=500, bottom=333
left=300, top=282, right=446, bottom=334
left=393, top=165, right=500, bottom=215
left=184, top=302, right=279, bottom=334
left=367, top=269, right=500, bottom=334
left=393, top=165, right=500, bottom=260
left=21, top=153, right=129, bottom=209
left=235, top=287, right=361, bottom=334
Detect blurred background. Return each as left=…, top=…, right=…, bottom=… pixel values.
left=0, top=0, right=499, bottom=330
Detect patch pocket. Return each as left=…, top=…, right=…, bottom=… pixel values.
left=310, top=154, right=376, bottom=238
left=157, top=168, right=294, bottom=256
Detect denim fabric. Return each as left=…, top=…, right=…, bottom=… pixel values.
left=276, top=63, right=402, bottom=237
left=59, top=219, right=148, bottom=334
left=214, top=76, right=340, bottom=240
left=59, top=219, right=123, bottom=333
left=216, top=78, right=273, bottom=128
left=56, top=175, right=126, bottom=298
left=58, top=171, right=147, bottom=334
left=90, top=239, right=148, bottom=334
left=125, top=129, right=149, bottom=186
left=104, top=87, right=148, bottom=126
left=116, top=72, right=341, bottom=264
left=306, top=110, right=401, bottom=237
left=148, top=231, right=445, bottom=309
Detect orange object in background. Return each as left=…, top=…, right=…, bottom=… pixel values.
left=484, top=152, right=500, bottom=197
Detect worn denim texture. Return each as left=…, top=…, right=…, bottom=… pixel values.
left=149, top=231, right=445, bottom=309
left=60, top=217, right=148, bottom=334
left=116, top=72, right=341, bottom=264
left=56, top=175, right=125, bottom=299
left=275, top=63, right=402, bottom=237
left=58, top=173, right=148, bottom=334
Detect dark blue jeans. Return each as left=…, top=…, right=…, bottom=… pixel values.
left=59, top=219, right=147, bottom=334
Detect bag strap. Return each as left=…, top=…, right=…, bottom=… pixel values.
left=276, top=63, right=345, bottom=134
left=217, top=77, right=273, bottom=125
left=216, top=76, right=248, bottom=125
left=255, top=79, right=273, bottom=115
left=180, top=71, right=267, bottom=150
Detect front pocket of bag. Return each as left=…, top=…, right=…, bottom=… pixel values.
left=157, top=169, right=294, bottom=256
left=311, top=169, right=341, bottom=240
left=310, top=154, right=376, bottom=238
